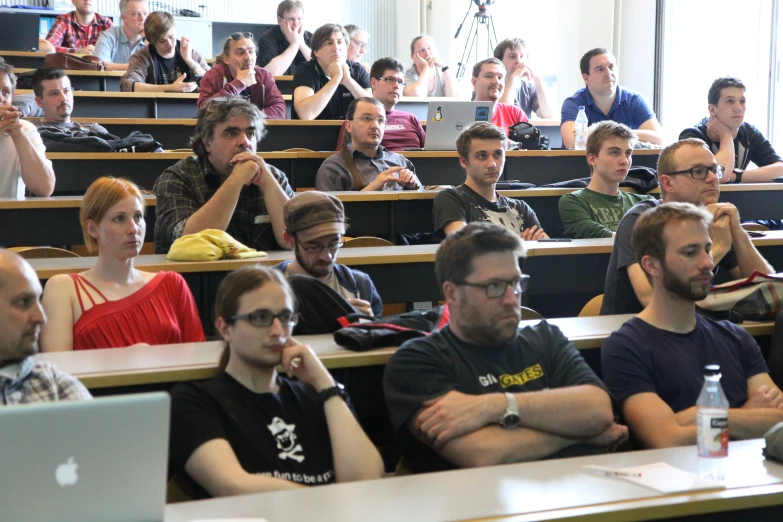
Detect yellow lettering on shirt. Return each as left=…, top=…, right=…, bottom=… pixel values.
left=499, top=363, right=544, bottom=389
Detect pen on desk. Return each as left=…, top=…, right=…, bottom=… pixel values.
left=583, top=465, right=642, bottom=478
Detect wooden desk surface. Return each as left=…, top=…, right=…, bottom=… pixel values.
left=15, top=68, right=294, bottom=83
left=164, top=439, right=783, bottom=522
left=32, top=315, right=775, bottom=389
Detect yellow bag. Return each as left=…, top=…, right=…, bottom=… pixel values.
left=166, top=229, right=268, bottom=261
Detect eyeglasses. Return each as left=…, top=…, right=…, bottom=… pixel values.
left=379, top=76, right=406, bottom=86
left=353, top=114, right=386, bottom=126
left=664, top=164, right=725, bottom=180
left=456, top=275, right=530, bottom=298
left=297, top=239, right=344, bottom=254
left=231, top=309, right=298, bottom=328
left=229, top=32, right=254, bottom=41
left=351, top=39, right=369, bottom=51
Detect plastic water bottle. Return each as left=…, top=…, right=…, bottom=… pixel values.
left=382, top=170, right=402, bottom=191
left=696, top=364, right=729, bottom=480
left=574, top=106, right=588, bottom=150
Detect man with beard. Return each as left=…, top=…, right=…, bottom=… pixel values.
left=602, top=203, right=783, bottom=449
left=0, top=249, right=91, bottom=405
left=32, top=68, right=109, bottom=135
left=198, top=33, right=287, bottom=120
left=601, top=138, right=772, bottom=315
left=472, top=58, right=528, bottom=136
left=383, top=222, right=627, bottom=473
left=433, top=121, right=546, bottom=240
left=275, top=191, right=382, bottom=317
left=154, top=97, right=293, bottom=254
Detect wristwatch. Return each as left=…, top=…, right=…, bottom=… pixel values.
left=499, top=392, right=521, bottom=429
left=319, top=382, right=348, bottom=405
left=733, top=168, right=744, bottom=183
left=440, top=65, right=450, bottom=73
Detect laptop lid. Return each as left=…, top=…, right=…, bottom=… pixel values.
left=0, top=12, right=39, bottom=52
left=0, top=392, right=170, bottom=522
left=423, top=101, right=494, bottom=151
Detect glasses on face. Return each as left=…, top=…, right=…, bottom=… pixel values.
left=379, top=76, right=405, bottom=86
left=298, top=239, right=344, bottom=254
left=229, top=32, right=254, bottom=41
left=354, top=114, right=386, bottom=126
left=351, top=39, right=368, bottom=51
left=456, top=274, right=530, bottom=298
left=664, top=164, right=725, bottom=180
left=231, top=309, right=298, bottom=328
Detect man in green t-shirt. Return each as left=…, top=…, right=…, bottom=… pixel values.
left=558, top=121, right=655, bottom=239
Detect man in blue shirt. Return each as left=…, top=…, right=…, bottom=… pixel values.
left=92, top=0, right=148, bottom=71
left=561, top=48, right=663, bottom=148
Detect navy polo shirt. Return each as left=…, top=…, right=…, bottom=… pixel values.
left=561, top=86, right=655, bottom=130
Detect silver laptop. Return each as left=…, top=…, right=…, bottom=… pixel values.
left=423, top=100, right=494, bottom=151
left=0, top=392, right=170, bottom=522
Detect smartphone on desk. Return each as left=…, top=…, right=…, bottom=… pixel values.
left=772, top=177, right=783, bottom=183
left=537, top=238, right=572, bottom=242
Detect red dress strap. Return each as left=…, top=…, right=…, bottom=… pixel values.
left=69, top=274, right=108, bottom=312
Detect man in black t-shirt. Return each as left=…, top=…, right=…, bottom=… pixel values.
left=383, top=222, right=627, bottom=473
left=169, top=266, right=383, bottom=497
left=292, top=23, right=371, bottom=120
left=601, top=138, right=773, bottom=315
left=433, top=121, right=547, bottom=240
left=602, top=202, right=783, bottom=449
left=256, top=1, right=313, bottom=76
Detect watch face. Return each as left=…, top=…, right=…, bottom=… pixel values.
left=501, top=413, right=521, bottom=429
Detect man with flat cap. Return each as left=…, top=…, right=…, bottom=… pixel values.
left=274, top=191, right=382, bottom=317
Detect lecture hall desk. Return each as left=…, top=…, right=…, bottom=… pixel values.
left=26, top=234, right=783, bottom=320
left=44, top=149, right=660, bottom=194
left=162, top=439, right=783, bottom=522
left=33, top=314, right=775, bottom=390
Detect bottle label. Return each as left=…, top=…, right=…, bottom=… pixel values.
left=697, top=410, right=728, bottom=457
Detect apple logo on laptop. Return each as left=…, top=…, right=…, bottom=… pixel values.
left=55, top=457, right=79, bottom=487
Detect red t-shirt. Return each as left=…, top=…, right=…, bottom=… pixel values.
left=71, top=271, right=205, bottom=350
left=492, top=102, right=529, bottom=135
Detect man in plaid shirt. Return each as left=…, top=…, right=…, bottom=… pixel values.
left=0, top=250, right=91, bottom=405
left=154, top=97, right=294, bottom=254
left=45, top=0, right=114, bottom=54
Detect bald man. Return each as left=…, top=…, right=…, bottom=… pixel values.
left=0, top=249, right=91, bottom=404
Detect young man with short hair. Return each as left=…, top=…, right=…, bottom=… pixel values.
left=433, top=121, right=547, bottom=240
left=45, top=0, right=113, bottom=54
left=93, top=0, right=148, bottom=71
left=32, top=68, right=108, bottom=135
left=198, top=33, right=286, bottom=120
left=558, top=121, right=654, bottom=239
left=472, top=58, right=528, bottom=136
left=316, top=97, right=421, bottom=191
left=561, top=48, right=662, bottom=148
left=256, top=0, right=313, bottom=76
left=601, top=138, right=773, bottom=315
left=292, top=24, right=371, bottom=120
left=494, top=37, right=552, bottom=119
left=384, top=222, right=626, bottom=473
left=679, top=77, right=783, bottom=183
left=602, top=202, right=783, bottom=448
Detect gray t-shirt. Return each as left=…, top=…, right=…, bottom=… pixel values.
left=404, top=65, right=446, bottom=97
left=433, top=184, right=542, bottom=238
left=315, top=144, right=416, bottom=191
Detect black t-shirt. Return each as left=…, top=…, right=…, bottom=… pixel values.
left=433, top=184, right=542, bottom=238
left=292, top=59, right=371, bottom=120
left=169, top=372, right=336, bottom=497
left=383, top=322, right=607, bottom=473
left=157, top=55, right=181, bottom=85
left=601, top=199, right=738, bottom=315
left=256, top=25, right=313, bottom=76
left=679, top=120, right=783, bottom=170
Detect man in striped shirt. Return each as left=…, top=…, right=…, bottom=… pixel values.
left=44, top=0, right=114, bottom=54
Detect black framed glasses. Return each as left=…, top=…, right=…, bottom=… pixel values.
left=456, top=275, right=530, bottom=298
left=664, top=164, right=724, bottom=180
left=229, top=32, right=255, bottom=41
left=379, top=76, right=406, bottom=86
left=298, top=239, right=344, bottom=254
left=231, top=309, right=298, bottom=328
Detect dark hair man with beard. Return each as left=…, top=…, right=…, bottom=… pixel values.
left=275, top=191, right=382, bottom=317
left=383, top=221, right=626, bottom=473
left=602, top=202, right=783, bottom=449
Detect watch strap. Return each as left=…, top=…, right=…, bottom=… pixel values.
left=319, top=382, right=347, bottom=404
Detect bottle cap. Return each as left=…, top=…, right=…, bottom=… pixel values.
left=704, top=364, right=721, bottom=376
left=578, top=105, right=585, bottom=110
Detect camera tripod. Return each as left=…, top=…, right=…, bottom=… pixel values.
left=454, top=0, right=499, bottom=79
